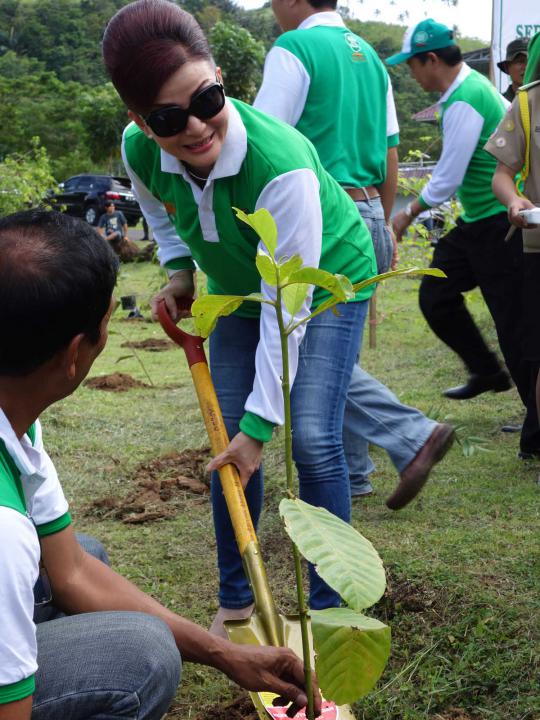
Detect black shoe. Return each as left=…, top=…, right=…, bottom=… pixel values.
left=501, top=423, right=522, bottom=433
left=443, top=371, right=512, bottom=400
left=518, top=449, right=540, bottom=460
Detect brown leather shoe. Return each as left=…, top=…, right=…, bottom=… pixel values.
left=386, top=423, right=455, bottom=510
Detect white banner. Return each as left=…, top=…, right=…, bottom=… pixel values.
left=492, top=1, right=540, bottom=90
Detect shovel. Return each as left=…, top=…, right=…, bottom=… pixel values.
left=157, top=299, right=354, bottom=720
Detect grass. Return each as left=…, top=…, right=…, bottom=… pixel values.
left=43, top=256, right=540, bottom=720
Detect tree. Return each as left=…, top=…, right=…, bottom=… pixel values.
left=209, top=21, right=266, bottom=102
left=0, top=138, right=57, bottom=216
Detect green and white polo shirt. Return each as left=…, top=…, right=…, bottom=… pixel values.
left=418, top=64, right=508, bottom=223
left=0, top=410, right=71, bottom=705
left=254, top=11, right=399, bottom=188
left=122, top=98, right=376, bottom=441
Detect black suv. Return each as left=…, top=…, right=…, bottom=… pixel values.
left=49, top=174, right=142, bottom=226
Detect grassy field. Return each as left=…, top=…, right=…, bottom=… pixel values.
left=43, top=255, right=539, bottom=720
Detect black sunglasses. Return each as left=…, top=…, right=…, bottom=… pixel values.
left=143, top=82, right=225, bottom=138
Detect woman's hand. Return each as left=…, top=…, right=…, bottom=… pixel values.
left=207, top=432, right=263, bottom=488
left=222, top=643, right=322, bottom=718
left=151, top=269, right=195, bottom=321
left=508, top=196, right=536, bottom=228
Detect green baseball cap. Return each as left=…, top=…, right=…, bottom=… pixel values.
left=386, top=19, right=457, bottom=66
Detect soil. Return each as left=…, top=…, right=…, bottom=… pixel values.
left=194, top=694, right=259, bottom=720
left=84, top=373, right=150, bottom=392
left=85, top=448, right=211, bottom=523
left=121, top=338, right=174, bottom=352
left=431, top=709, right=475, bottom=720
left=374, top=571, right=444, bottom=622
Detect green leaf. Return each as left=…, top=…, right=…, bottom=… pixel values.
left=286, top=267, right=355, bottom=302
left=255, top=250, right=278, bottom=286
left=280, top=498, right=386, bottom=610
left=352, top=266, right=446, bottom=294
left=282, top=283, right=310, bottom=317
left=192, top=294, right=248, bottom=337
left=233, top=207, right=277, bottom=258
left=311, top=607, right=391, bottom=704
left=278, top=254, right=303, bottom=283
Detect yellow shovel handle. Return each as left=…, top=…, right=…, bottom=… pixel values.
left=191, top=362, right=256, bottom=554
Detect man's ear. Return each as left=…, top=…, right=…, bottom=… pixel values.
left=62, top=334, right=85, bottom=380
left=216, top=66, right=224, bottom=85
left=129, top=110, right=152, bottom=138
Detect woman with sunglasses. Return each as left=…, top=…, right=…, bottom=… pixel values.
left=103, top=0, right=376, bottom=634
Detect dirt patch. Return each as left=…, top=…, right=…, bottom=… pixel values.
left=85, top=448, right=211, bottom=523
left=121, top=338, right=174, bottom=352
left=84, top=373, right=150, bottom=392
left=374, top=571, right=444, bottom=622
left=194, top=694, right=259, bottom=720
left=431, top=709, right=475, bottom=720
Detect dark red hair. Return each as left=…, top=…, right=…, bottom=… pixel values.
left=102, top=0, right=213, bottom=114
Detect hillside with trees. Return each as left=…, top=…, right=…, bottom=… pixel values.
left=0, top=0, right=484, bottom=186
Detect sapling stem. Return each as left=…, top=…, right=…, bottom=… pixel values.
left=275, top=281, right=315, bottom=720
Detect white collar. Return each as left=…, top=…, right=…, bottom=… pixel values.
left=298, top=11, right=345, bottom=31
left=0, top=409, right=44, bottom=480
left=159, top=99, right=247, bottom=186
left=439, top=63, right=472, bottom=104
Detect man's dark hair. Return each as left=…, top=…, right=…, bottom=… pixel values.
left=104, top=200, right=115, bottom=208
left=0, top=210, right=118, bottom=376
left=306, top=0, right=337, bottom=9
left=102, top=0, right=213, bottom=114
left=415, top=45, right=463, bottom=67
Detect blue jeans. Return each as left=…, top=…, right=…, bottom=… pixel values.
left=210, top=301, right=368, bottom=610
left=33, top=535, right=181, bottom=719
left=354, top=197, right=393, bottom=275
left=345, top=198, right=436, bottom=496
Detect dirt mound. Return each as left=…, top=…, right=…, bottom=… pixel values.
left=86, top=448, right=211, bottom=523
left=431, top=709, right=475, bottom=720
left=84, top=373, right=149, bottom=392
left=195, top=694, right=259, bottom=720
left=121, top=338, right=174, bottom=352
left=374, top=572, right=443, bottom=621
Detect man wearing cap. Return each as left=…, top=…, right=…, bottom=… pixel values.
left=389, top=20, right=540, bottom=459
left=254, top=0, right=454, bottom=510
left=498, top=38, right=529, bottom=103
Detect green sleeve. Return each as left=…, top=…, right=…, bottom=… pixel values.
left=418, top=194, right=432, bottom=210
left=239, top=412, right=275, bottom=443
left=0, top=675, right=35, bottom=704
left=164, top=257, right=196, bottom=272
left=37, top=511, right=71, bottom=538
left=387, top=133, right=399, bottom=148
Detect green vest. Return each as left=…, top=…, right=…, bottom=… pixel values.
left=441, top=70, right=507, bottom=223
left=123, top=100, right=376, bottom=317
left=274, top=26, right=396, bottom=187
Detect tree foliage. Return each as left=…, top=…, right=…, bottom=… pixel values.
left=209, top=20, right=266, bottom=102
left=0, top=138, right=56, bottom=216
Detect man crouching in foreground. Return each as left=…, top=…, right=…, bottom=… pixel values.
left=0, top=210, right=320, bottom=720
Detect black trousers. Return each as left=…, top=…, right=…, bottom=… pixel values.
left=419, top=212, right=540, bottom=452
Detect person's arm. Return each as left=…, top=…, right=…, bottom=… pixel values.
left=41, top=525, right=320, bottom=712
left=253, top=46, right=310, bottom=126
left=0, top=512, right=40, bottom=720
left=485, top=98, right=535, bottom=227
left=122, top=134, right=196, bottom=319
left=393, top=101, right=484, bottom=240
left=207, top=169, right=322, bottom=484
left=378, top=77, right=400, bottom=223
left=0, top=696, right=32, bottom=720
left=492, top=162, right=535, bottom=226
